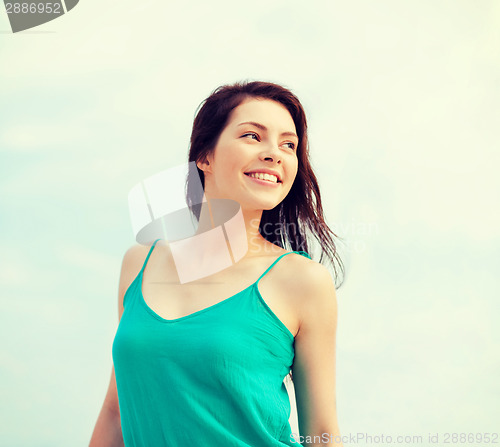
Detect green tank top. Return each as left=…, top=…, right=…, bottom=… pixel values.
left=112, top=238, right=312, bottom=446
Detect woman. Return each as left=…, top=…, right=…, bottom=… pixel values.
left=89, top=81, right=345, bottom=447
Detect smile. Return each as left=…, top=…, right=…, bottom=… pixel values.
left=244, top=173, right=281, bottom=187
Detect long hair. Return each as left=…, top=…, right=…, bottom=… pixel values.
left=185, top=80, right=345, bottom=381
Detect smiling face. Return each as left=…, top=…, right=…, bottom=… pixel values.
left=197, top=97, right=299, bottom=211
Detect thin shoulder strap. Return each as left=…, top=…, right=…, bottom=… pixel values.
left=255, top=250, right=311, bottom=284
left=140, top=238, right=161, bottom=272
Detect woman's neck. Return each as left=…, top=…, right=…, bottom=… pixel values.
left=193, top=195, right=270, bottom=261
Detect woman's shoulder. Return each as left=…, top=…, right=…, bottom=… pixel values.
left=124, top=239, right=169, bottom=256
left=123, top=241, right=153, bottom=260
left=118, top=243, right=149, bottom=284
left=121, top=240, right=166, bottom=272
left=252, top=244, right=315, bottom=277
left=274, top=247, right=330, bottom=289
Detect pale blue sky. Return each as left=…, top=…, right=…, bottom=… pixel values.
left=1, top=1, right=499, bottom=445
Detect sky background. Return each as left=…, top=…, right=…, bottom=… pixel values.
left=1, top=0, right=499, bottom=445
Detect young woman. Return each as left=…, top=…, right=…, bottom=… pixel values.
left=89, top=81, right=345, bottom=447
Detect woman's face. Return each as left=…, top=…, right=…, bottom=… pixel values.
left=198, top=97, right=299, bottom=211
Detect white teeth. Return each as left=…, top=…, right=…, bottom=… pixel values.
left=247, top=172, right=279, bottom=183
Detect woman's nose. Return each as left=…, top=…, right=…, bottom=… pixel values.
left=261, top=141, right=282, bottom=161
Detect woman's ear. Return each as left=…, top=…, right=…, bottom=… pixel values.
left=196, top=156, right=211, bottom=173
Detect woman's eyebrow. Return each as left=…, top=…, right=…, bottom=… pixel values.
left=237, top=121, right=298, bottom=139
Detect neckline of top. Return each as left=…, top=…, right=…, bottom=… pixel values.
left=136, top=246, right=310, bottom=326
left=138, top=273, right=257, bottom=324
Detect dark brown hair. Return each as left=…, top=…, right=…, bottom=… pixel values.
left=187, top=79, right=344, bottom=283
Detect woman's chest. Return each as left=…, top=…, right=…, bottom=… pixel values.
left=141, top=258, right=302, bottom=337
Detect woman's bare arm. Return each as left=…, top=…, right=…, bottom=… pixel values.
left=292, top=261, right=343, bottom=447
left=89, top=244, right=146, bottom=446
left=88, top=367, right=123, bottom=447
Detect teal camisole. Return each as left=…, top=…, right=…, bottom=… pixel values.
left=112, top=238, right=312, bottom=446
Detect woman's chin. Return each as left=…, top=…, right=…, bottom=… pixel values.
left=239, top=197, right=281, bottom=212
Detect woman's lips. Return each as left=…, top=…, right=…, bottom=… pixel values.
left=244, top=173, right=281, bottom=187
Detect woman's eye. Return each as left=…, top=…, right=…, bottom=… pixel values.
left=242, top=132, right=259, bottom=140
left=241, top=133, right=295, bottom=150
